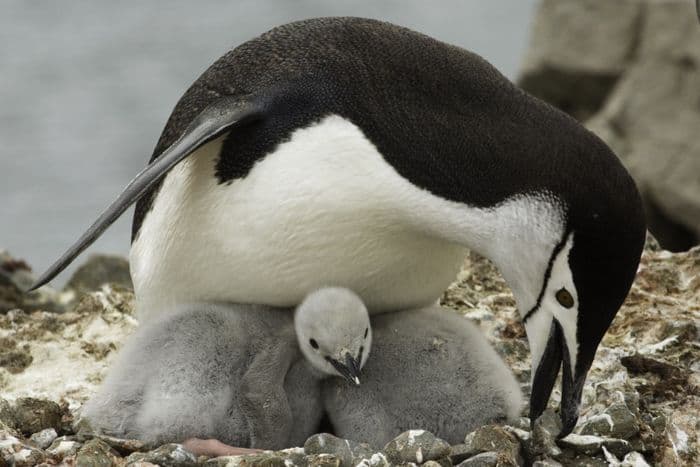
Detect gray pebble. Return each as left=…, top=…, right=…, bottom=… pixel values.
left=457, top=451, right=499, bottom=467
left=29, top=427, right=57, bottom=449
left=557, top=434, right=631, bottom=458
left=529, top=410, right=562, bottom=459
left=532, top=458, right=563, bottom=467
left=65, top=254, right=132, bottom=294
left=450, top=443, right=480, bottom=464
left=126, top=443, right=197, bottom=467
left=579, top=402, right=639, bottom=440
left=46, top=436, right=83, bottom=458
left=12, top=397, right=64, bottom=435
left=383, top=430, right=451, bottom=465
left=304, top=432, right=374, bottom=466
left=463, top=424, right=522, bottom=465
left=75, top=438, right=122, bottom=466
left=308, top=453, right=341, bottom=467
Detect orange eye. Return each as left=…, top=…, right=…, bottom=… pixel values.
left=555, top=288, right=574, bottom=308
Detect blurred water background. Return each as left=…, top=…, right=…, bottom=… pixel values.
left=0, top=0, right=537, bottom=286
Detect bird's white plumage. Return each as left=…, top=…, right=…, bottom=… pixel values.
left=130, top=114, right=565, bottom=323
left=545, top=233, right=579, bottom=376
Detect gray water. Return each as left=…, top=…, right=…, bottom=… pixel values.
left=0, top=1, right=537, bottom=287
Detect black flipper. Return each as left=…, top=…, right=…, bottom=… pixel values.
left=28, top=95, right=266, bottom=291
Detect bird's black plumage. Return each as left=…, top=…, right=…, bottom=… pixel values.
left=133, top=17, right=643, bottom=249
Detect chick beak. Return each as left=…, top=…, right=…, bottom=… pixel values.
left=326, top=353, right=361, bottom=386
left=345, top=353, right=361, bottom=385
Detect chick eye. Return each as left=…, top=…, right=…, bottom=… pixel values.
left=309, top=338, right=319, bottom=349
left=364, top=327, right=368, bottom=339
left=555, top=288, right=574, bottom=308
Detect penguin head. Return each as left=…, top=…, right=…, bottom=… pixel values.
left=523, top=204, right=645, bottom=437
left=294, top=287, right=372, bottom=385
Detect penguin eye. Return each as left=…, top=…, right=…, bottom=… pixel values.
left=309, top=338, right=319, bottom=349
left=555, top=288, right=575, bottom=308
left=364, top=327, right=368, bottom=339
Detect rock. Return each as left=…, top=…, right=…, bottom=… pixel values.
left=450, top=443, right=479, bottom=464
left=1, top=439, right=46, bottom=467
left=46, top=436, right=83, bottom=458
left=0, top=336, right=33, bottom=374
left=518, top=0, right=642, bottom=121
left=0, top=399, right=15, bottom=429
left=463, top=425, right=522, bottom=465
left=308, top=453, right=341, bottom=467
left=579, top=403, right=639, bottom=440
left=520, top=0, right=700, bottom=249
left=558, top=434, right=631, bottom=458
left=204, top=452, right=289, bottom=466
left=29, top=427, right=57, bottom=449
left=12, top=397, right=64, bottom=435
left=75, top=438, right=123, bottom=466
left=456, top=451, right=499, bottom=467
left=0, top=250, right=63, bottom=313
left=532, top=458, right=563, bottom=467
left=353, top=452, right=390, bottom=467
left=383, top=430, right=451, bottom=465
left=620, top=451, right=650, bottom=467
left=126, top=443, right=197, bottom=466
left=65, top=253, right=133, bottom=296
left=92, top=433, right=146, bottom=456
left=304, top=432, right=374, bottom=466
left=527, top=410, right=562, bottom=460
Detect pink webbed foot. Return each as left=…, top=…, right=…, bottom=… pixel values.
left=182, top=438, right=264, bottom=457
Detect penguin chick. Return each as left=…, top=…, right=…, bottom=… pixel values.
left=80, top=287, right=371, bottom=450
left=295, top=287, right=371, bottom=385
left=322, top=306, right=523, bottom=447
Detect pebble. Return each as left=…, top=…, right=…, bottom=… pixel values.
left=579, top=403, right=639, bottom=440
left=528, top=410, right=562, bottom=459
left=558, top=433, right=631, bottom=458
left=75, top=438, right=123, bottom=466
left=126, top=443, right=197, bottom=466
left=463, top=424, right=522, bottom=465
left=383, top=430, right=451, bottom=465
left=532, top=458, right=563, bottom=467
left=304, top=432, right=374, bottom=466
left=12, top=397, right=64, bottom=435
left=456, top=451, right=499, bottom=466
left=65, top=253, right=133, bottom=295
left=308, top=453, right=341, bottom=466
left=46, top=436, right=82, bottom=458
left=28, top=427, right=57, bottom=449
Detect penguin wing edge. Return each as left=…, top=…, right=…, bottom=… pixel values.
left=28, top=95, right=267, bottom=291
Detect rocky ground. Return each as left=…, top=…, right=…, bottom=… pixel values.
left=0, top=235, right=697, bottom=466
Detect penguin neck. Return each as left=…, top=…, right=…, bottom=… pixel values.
left=414, top=192, right=567, bottom=318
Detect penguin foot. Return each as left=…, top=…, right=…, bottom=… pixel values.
left=182, top=438, right=263, bottom=457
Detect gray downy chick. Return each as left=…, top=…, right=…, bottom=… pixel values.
left=322, top=306, right=523, bottom=447
left=80, top=287, right=370, bottom=450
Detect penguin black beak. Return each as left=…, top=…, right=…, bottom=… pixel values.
left=529, top=321, right=585, bottom=438
left=326, top=353, right=361, bottom=386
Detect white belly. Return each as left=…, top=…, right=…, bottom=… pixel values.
left=130, top=115, right=468, bottom=321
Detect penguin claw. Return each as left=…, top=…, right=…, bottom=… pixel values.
left=182, top=438, right=263, bottom=457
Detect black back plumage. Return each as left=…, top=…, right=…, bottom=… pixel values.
left=133, top=16, right=644, bottom=254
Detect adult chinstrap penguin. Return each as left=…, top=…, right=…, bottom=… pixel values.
left=32, top=17, right=646, bottom=436
left=80, top=287, right=371, bottom=452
